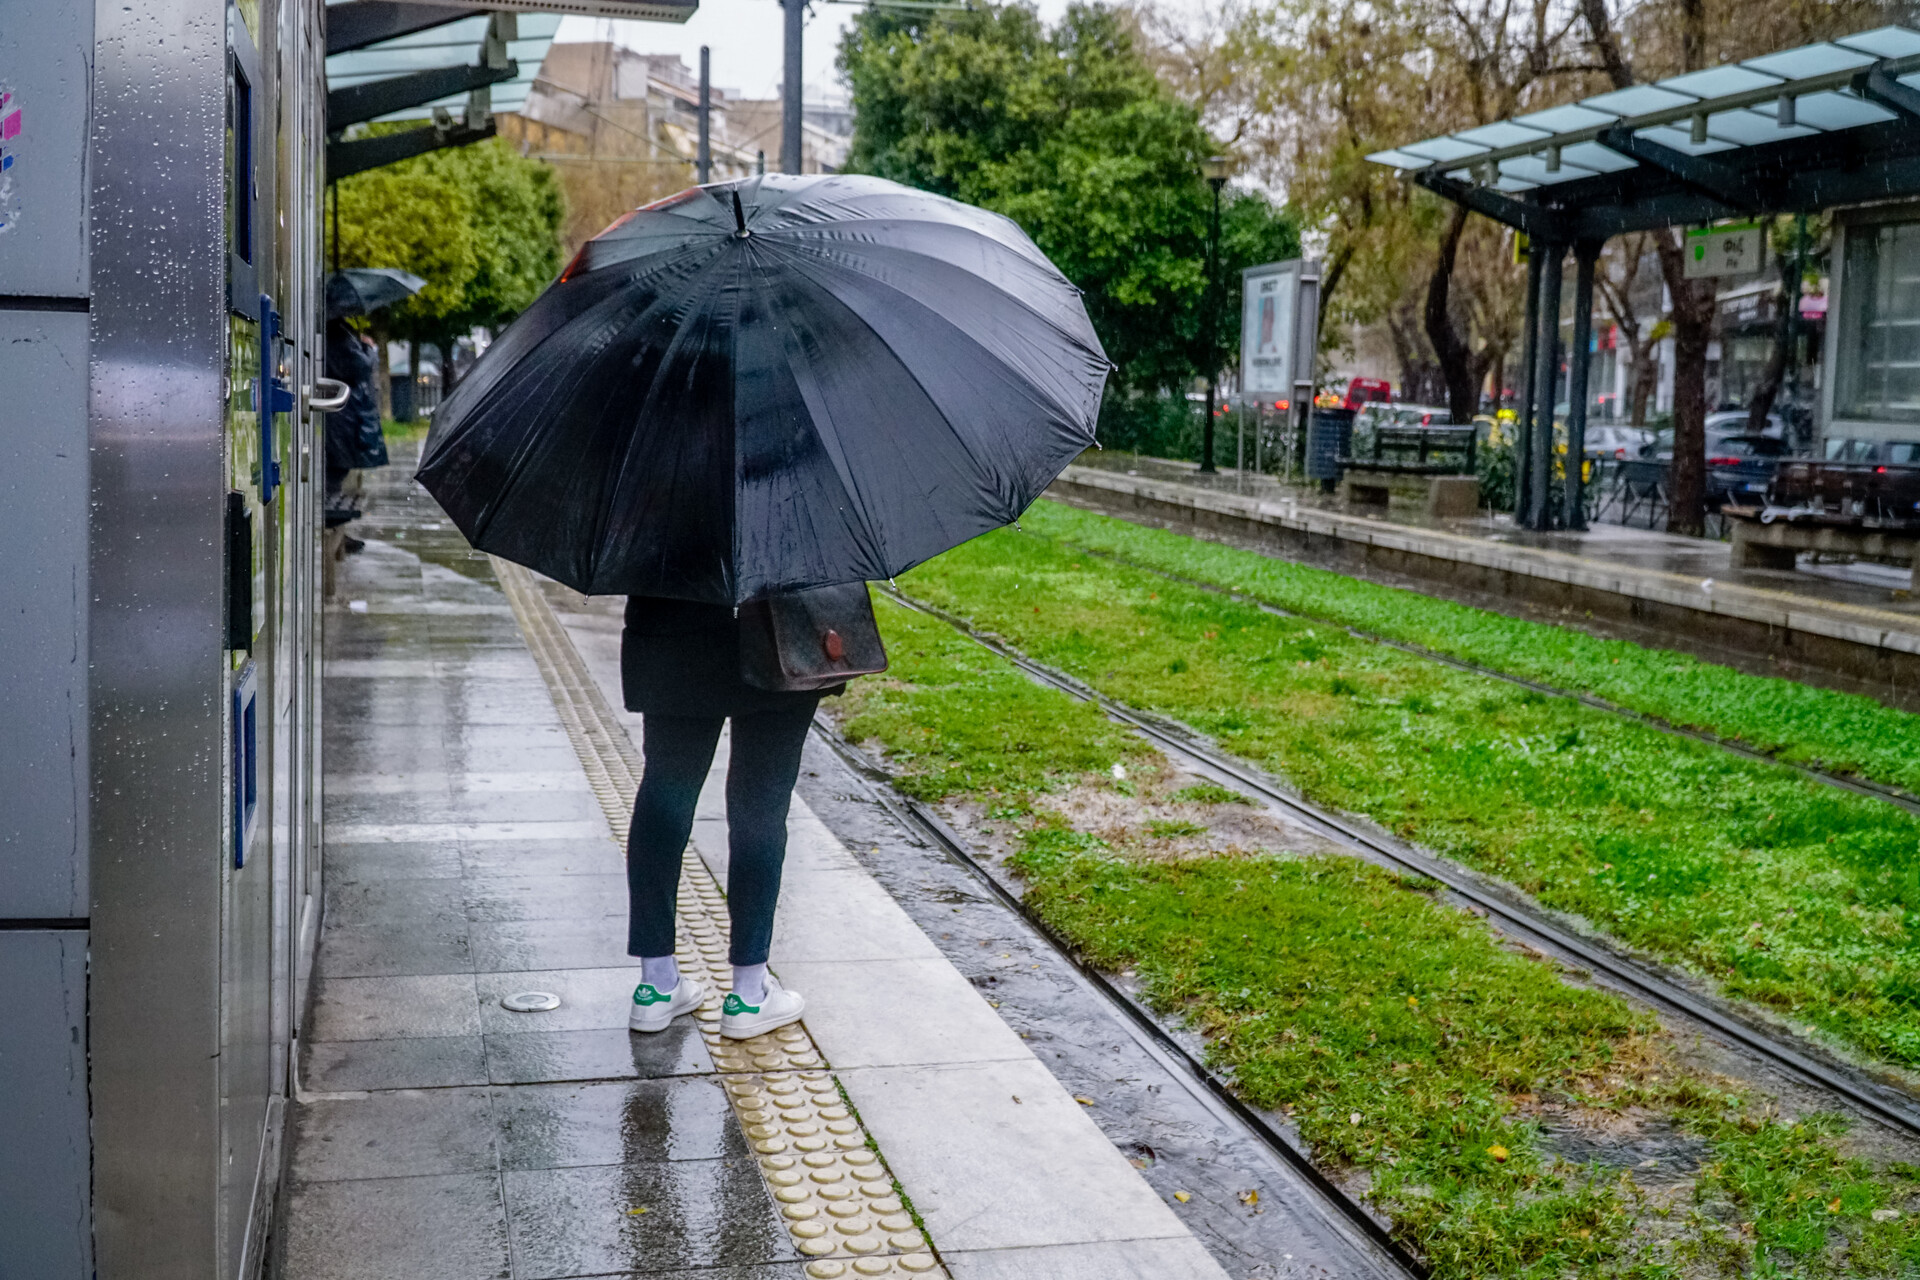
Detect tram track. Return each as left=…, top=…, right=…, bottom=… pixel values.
left=1038, top=535, right=1920, bottom=819
left=808, top=718, right=1428, bottom=1280
left=874, top=582, right=1920, bottom=1146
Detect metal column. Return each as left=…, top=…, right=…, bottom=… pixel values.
left=697, top=46, right=711, bottom=184
left=1528, top=241, right=1567, bottom=531
left=1565, top=242, right=1601, bottom=531
left=1514, top=245, right=1543, bottom=526
left=781, top=0, right=803, bottom=174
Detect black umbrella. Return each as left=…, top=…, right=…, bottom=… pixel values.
left=326, top=267, right=427, bottom=318
left=415, top=174, right=1109, bottom=605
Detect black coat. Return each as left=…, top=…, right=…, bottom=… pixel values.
left=621, top=596, right=838, bottom=718
left=324, top=323, right=388, bottom=472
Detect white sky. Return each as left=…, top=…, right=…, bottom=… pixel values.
left=554, top=1, right=1185, bottom=102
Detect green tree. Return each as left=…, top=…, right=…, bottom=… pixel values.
left=840, top=4, right=1298, bottom=458
left=335, top=133, right=565, bottom=395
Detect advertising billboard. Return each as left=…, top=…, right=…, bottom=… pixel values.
left=1240, top=258, right=1319, bottom=399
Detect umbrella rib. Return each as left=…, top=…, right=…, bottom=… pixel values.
left=749, top=242, right=1015, bottom=538
left=762, top=238, right=1101, bottom=450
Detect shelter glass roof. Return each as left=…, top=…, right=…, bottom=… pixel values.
left=325, top=9, right=562, bottom=122
left=1369, top=25, right=1920, bottom=197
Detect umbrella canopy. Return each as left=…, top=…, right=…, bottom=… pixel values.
left=415, top=174, right=1109, bottom=605
left=326, top=267, right=427, bottom=318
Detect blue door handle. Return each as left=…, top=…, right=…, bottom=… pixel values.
left=257, top=292, right=293, bottom=502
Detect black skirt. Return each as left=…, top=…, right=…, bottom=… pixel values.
left=620, top=596, right=839, bottom=718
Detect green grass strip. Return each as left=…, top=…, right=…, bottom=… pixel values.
left=1021, top=500, right=1920, bottom=795
left=841, top=599, right=1920, bottom=1278
left=895, top=528, right=1920, bottom=1071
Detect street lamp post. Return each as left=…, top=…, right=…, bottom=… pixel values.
left=1199, top=155, right=1232, bottom=474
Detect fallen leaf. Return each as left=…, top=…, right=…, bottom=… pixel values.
left=627, top=1207, right=649, bottom=1216
left=1011, top=1095, right=1021, bottom=1104
left=1075, top=1096, right=1095, bottom=1106
left=1829, top=1198, right=1844, bottom=1214
left=1239, top=1190, right=1259, bottom=1205
left=1487, top=1145, right=1509, bottom=1163
left=1173, top=1191, right=1191, bottom=1203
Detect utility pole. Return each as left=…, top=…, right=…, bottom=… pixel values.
left=1199, top=157, right=1232, bottom=473
left=781, top=0, right=803, bottom=174
left=697, top=46, right=711, bottom=184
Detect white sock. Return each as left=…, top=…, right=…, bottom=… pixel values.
left=641, top=955, right=680, bottom=993
left=733, top=963, right=768, bottom=1005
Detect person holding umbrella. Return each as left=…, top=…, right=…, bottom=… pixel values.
left=323, top=269, right=423, bottom=557
left=418, top=175, right=1110, bottom=1039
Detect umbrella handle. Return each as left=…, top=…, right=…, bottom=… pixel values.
left=307, top=378, right=351, bottom=412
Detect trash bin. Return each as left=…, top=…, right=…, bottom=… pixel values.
left=1307, top=408, right=1355, bottom=493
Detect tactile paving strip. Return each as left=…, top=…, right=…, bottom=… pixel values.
left=494, top=557, right=945, bottom=1279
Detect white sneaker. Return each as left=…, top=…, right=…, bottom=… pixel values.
left=719, top=977, right=805, bottom=1040
left=629, top=975, right=707, bottom=1033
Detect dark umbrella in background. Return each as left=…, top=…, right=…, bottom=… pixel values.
left=415, top=174, right=1110, bottom=605
left=326, top=267, right=427, bottom=319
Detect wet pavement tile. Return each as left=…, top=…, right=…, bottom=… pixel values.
left=475, top=968, right=640, bottom=1035
left=314, top=921, right=474, bottom=979
left=279, top=1172, right=510, bottom=1280
left=469, top=918, right=631, bottom=974
left=328, top=791, right=467, bottom=827
left=447, top=745, right=589, bottom=776
left=446, top=789, right=606, bottom=825
left=503, top=1159, right=794, bottom=1280
left=290, top=1087, right=499, bottom=1183
left=309, top=972, right=482, bottom=1042
left=302, top=1035, right=490, bottom=1093
left=461, top=838, right=625, bottom=880
left=325, top=877, right=469, bottom=926
left=323, top=838, right=465, bottom=881
left=463, top=874, right=630, bottom=923
left=326, top=739, right=453, bottom=777
left=484, top=1024, right=714, bottom=1087
left=494, top=1078, right=746, bottom=1170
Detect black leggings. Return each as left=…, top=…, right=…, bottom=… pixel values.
left=625, top=705, right=818, bottom=967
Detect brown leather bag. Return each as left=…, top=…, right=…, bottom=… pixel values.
left=738, top=582, right=889, bottom=692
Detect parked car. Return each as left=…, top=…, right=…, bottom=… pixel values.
left=1705, top=409, right=1785, bottom=438
left=1823, top=437, right=1920, bottom=464
left=1583, top=425, right=1655, bottom=459
left=1640, top=429, right=1793, bottom=505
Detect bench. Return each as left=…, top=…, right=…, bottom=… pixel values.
left=1338, top=425, right=1480, bottom=516
left=1725, top=509, right=1919, bottom=590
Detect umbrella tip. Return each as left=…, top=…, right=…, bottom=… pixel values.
left=731, top=191, right=749, bottom=238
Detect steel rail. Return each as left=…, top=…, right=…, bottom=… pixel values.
left=1040, top=535, right=1920, bottom=819
left=877, top=584, right=1920, bottom=1141
left=808, top=720, right=1429, bottom=1280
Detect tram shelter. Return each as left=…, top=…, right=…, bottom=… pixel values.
left=1369, top=25, right=1920, bottom=531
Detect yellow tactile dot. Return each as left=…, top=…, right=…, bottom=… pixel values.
left=834, top=1217, right=873, bottom=1235
left=761, top=1153, right=795, bottom=1170
left=749, top=1124, right=781, bottom=1139
left=819, top=1106, right=850, bottom=1120
left=806, top=1263, right=847, bottom=1279
left=844, top=1235, right=882, bottom=1254
left=826, top=1201, right=866, bottom=1218
left=826, top=1120, right=860, bottom=1135
left=799, top=1238, right=839, bottom=1257
left=769, top=1170, right=803, bottom=1187
left=899, top=1254, right=938, bottom=1273
left=891, top=1232, right=925, bottom=1250
left=809, top=1169, right=845, bottom=1185
left=879, top=1214, right=915, bottom=1232
left=853, top=1260, right=892, bottom=1276
left=790, top=1220, right=829, bottom=1239
left=835, top=1135, right=868, bottom=1150
left=754, top=1139, right=788, bottom=1154
left=783, top=1204, right=819, bottom=1221
left=803, top=1152, right=839, bottom=1169
left=818, top=1184, right=855, bottom=1201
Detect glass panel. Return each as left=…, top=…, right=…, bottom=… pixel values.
left=1659, top=65, right=1783, bottom=98
left=1559, top=141, right=1638, bottom=172
left=1401, top=136, right=1489, bottom=162
left=1453, top=121, right=1550, bottom=148
left=1704, top=109, right=1817, bottom=145
left=1837, top=220, right=1920, bottom=425
left=1825, top=437, right=1851, bottom=459
left=1635, top=125, right=1738, bottom=156
left=1837, top=26, right=1920, bottom=59
left=1888, top=442, right=1920, bottom=463
left=1514, top=103, right=1619, bottom=133
left=1366, top=150, right=1429, bottom=169
left=1583, top=85, right=1699, bottom=116
left=1743, top=44, right=1876, bottom=80
left=1791, top=91, right=1897, bottom=131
